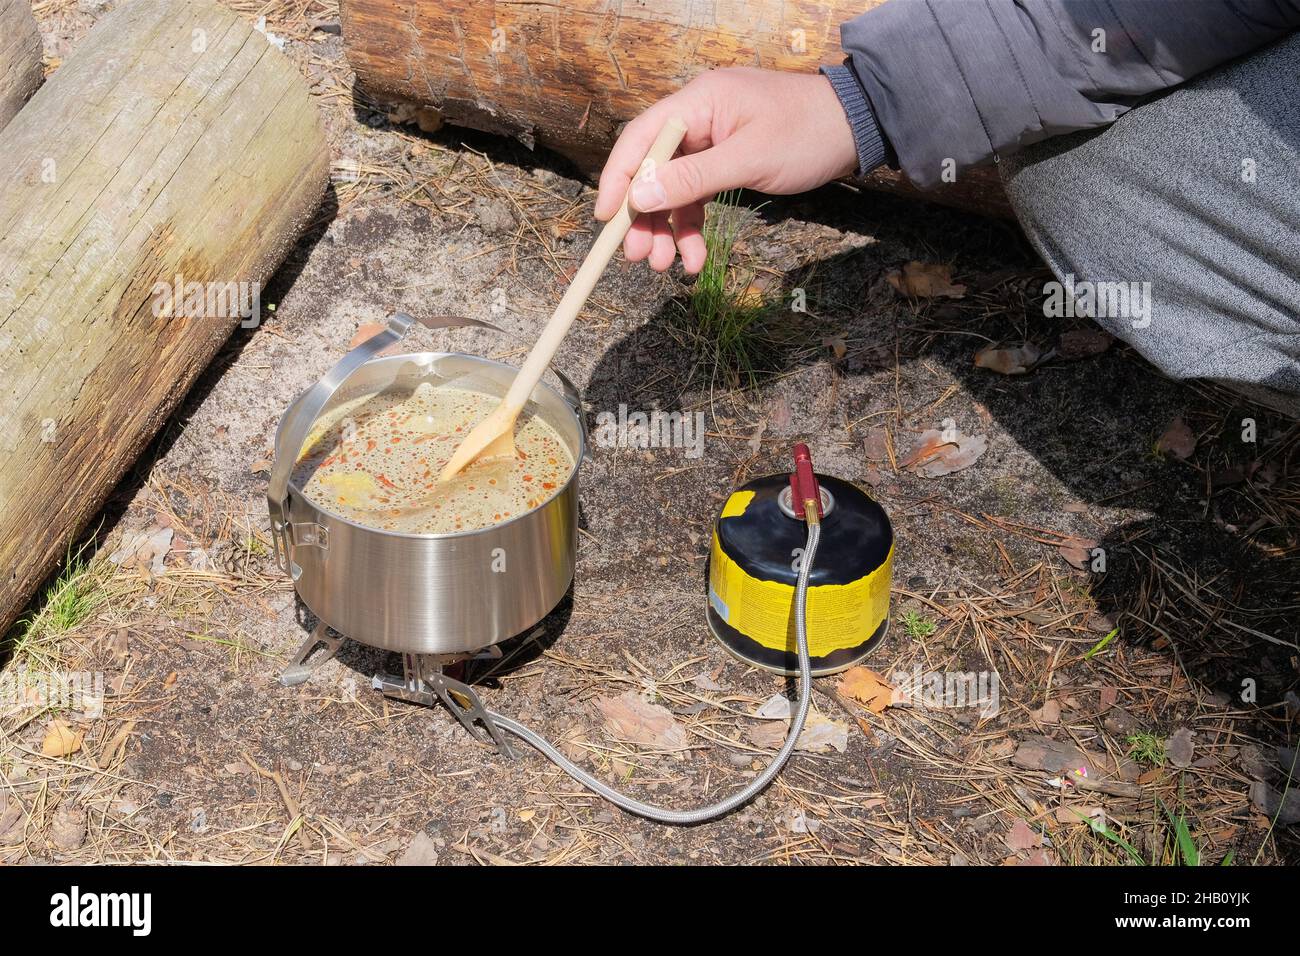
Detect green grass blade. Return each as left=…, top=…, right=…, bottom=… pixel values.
left=1157, top=798, right=1200, bottom=867
left=1084, top=627, right=1118, bottom=659
left=1074, top=810, right=1146, bottom=865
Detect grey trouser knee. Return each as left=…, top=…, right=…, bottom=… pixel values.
left=1001, top=32, right=1300, bottom=415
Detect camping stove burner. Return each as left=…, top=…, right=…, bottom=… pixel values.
left=278, top=624, right=515, bottom=758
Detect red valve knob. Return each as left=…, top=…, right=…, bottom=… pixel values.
left=789, top=442, right=822, bottom=520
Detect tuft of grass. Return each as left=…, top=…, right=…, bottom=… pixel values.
left=900, top=609, right=938, bottom=640
left=243, top=534, right=269, bottom=559
left=1077, top=797, right=1223, bottom=866
left=1126, top=732, right=1167, bottom=767
left=2, top=541, right=109, bottom=672
left=682, top=191, right=781, bottom=384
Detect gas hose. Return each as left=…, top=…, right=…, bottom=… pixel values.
left=486, top=516, right=821, bottom=825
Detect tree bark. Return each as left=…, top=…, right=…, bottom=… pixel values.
left=0, top=0, right=42, bottom=129
left=339, top=0, right=1010, bottom=218
left=0, top=0, right=329, bottom=635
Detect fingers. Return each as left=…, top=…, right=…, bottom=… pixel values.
left=622, top=205, right=708, bottom=274
left=648, top=214, right=676, bottom=272
left=625, top=213, right=675, bottom=272
left=623, top=214, right=655, bottom=263
left=596, top=100, right=682, bottom=222
left=629, top=134, right=752, bottom=215
left=671, top=202, right=708, bottom=274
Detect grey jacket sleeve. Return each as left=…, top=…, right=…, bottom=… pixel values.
left=825, top=0, right=1300, bottom=188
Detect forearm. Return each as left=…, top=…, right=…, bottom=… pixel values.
left=829, top=0, right=1300, bottom=187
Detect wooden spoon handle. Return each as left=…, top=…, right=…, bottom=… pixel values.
left=500, top=116, right=688, bottom=414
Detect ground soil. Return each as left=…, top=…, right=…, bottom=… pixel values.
left=2, top=0, right=1296, bottom=866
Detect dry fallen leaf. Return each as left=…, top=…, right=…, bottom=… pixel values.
left=863, top=426, right=890, bottom=463
left=1058, top=536, right=1098, bottom=570
left=747, top=711, right=848, bottom=753
left=1005, top=818, right=1042, bottom=851
left=902, top=428, right=987, bottom=478
left=886, top=261, right=966, bottom=299
left=0, top=801, right=22, bottom=845
left=1168, top=728, right=1196, bottom=769
left=1057, top=328, right=1114, bottom=360
left=108, top=526, right=174, bottom=574
left=349, top=322, right=385, bottom=349
left=1018, top=848, right=1058, bottom=866
left=1250, top=781, right=1300, bottom=824
left=986, top=738, right=1018, bottom=760
left=1016, top=608, right=1055, bottom=625
left=736, top=280, right=771, bottom=309
left=41, top=719, right=83, bottom=758
left=1156, top=417, right=1196, bottom=460
left=594, top=691, right=687, bottom=751
left=1033, top=700, right=1061, bottom=724
left=109, top=628, right=130, bottom=665
left=1056, top=805, right=1106, bottom=827
left=838, top=666, right=895, bottom=714
left=974, top=343, right=1043, bottom=375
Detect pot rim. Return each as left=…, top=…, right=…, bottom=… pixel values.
left=282, top=350, right=584, bottom=542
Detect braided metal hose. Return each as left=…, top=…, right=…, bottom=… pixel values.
left=486, top=520, right=821, bottom=825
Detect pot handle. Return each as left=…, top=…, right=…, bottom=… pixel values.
left=267, top=312, right=586, bottom=576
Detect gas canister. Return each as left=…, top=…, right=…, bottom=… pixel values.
left=707, top=462, right=893, bottom=676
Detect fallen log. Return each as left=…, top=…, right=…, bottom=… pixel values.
left=0, top=0, right=329, bottom=635
left=339, top=0, right=1010, bottom=218
left=0, top=0, right=42, bottom=128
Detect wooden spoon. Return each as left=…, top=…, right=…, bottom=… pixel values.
left=439, top=116, right=689, bottom=481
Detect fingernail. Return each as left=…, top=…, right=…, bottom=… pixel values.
left=630, top=178, right=668, bottom=212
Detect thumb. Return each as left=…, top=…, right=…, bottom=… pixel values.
left=628, top=138, right=751, bottom=214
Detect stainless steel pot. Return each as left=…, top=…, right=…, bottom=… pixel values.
left=267, top=313, right=585, bottom=655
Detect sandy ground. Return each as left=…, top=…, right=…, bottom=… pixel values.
left=2, top=0, right=1297, bottom=865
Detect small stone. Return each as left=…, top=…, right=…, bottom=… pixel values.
left=472, top=198, right=516, bottom=235
left=396, top=831, right=440, bottom=866
left=50, top=805, right=87, bottom=852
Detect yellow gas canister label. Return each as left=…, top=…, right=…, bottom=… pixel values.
left=719, top=491, right=755, bottom=519
left=709, top=532, right=892, bottom=658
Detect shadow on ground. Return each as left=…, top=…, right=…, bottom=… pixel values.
left=584, top=185, right=1299, bottom=852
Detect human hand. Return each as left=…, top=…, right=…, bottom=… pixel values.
left=595, top=68, right=859, bottom=274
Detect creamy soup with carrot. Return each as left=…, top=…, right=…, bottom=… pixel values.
left=293, top=382, right=573, bottom=534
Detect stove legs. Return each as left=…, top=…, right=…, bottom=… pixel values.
left=371, top=652, right=516, bottom=759
left=279, top=622, right=344, bottom=687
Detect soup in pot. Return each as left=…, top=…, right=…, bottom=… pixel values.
left=293, top=381, right=574, bottom=534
